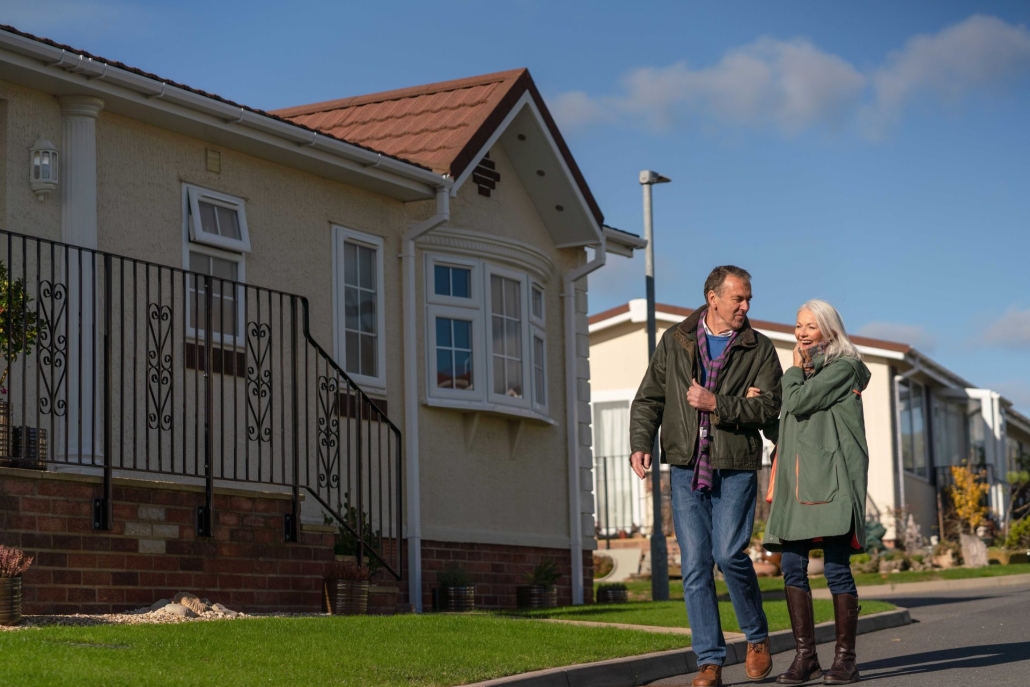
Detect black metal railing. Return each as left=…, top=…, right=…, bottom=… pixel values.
left=592, top=453, right=647, bottom=547
left=0, top=229, right=402, bottom=579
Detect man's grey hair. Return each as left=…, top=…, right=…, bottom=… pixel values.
left=799, top=299, right=862, bottom=362
left=703, top=265, right=752, bottom=301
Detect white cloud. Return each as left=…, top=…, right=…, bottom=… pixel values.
left=983, top=307, right=1030, bottom=349
left=553, top=15, right=1030, bottom=139
left=857, top=321, right=936, bottom=351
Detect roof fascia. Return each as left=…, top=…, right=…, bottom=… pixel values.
left=450, top=90, right=531, bottom=195
left=0, top=29, right=447, bottom=199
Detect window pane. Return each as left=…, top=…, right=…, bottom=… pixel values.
left=492, top=315, right=504, bottom=355
left=434, top=265, right=450, bottom=296
left=505, top=279, right=520, bottom=318
left=198, top=202, right=219, bottom=235
left=506, top=360, right=523, bottom=398
left=506, top=320, right=522, bottom=358
left=911, top=384, right=926, bottom=476
left=216, top=205, right=242, bottom=240
left=453, top=319, right=471, bottom=350
left=360, top=334, right=376, bottom=378
left=493, top=357, right=505, bottom=395
left=436, top=318, right=452, bottom=348
left=491, top=275, right=503, bottom=312
left=359, top=291, right=376, bottom=334
left=899, top=383, right=913, bottom=471
left=532, top=288, right=543, bottom=319
left=358, top=245, right=375, bottom=290
left=209, top=256, right=238, bottom=280
left=437, top=349, right=453, bottom=388
left=452, top=268, right=471, bottom=298
left=344, top=243, right=358, bottom=286
left=188, top=252, right=209, bottom=273
left=344, top=287, right=359, bottom=330
left=454, top=350, right=473, bottom=390
left=345, top=331, right=360, bottom=373
left=534, top=337, right=545, bottom=405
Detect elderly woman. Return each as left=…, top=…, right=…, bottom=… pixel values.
left=757, top=300, right=870, bottom=685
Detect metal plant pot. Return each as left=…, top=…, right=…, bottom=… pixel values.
left=0, top=577, right=22, bottom=626
left=440, top=586, right=475, bottom=612
left=325, top=580, right=369, bottom=615
left=516, top=584, right=558, bottom=609
left=596, top=588, right=628, bottom=604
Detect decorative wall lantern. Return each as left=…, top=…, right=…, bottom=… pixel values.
left=29, top=137, right=59, bottom=202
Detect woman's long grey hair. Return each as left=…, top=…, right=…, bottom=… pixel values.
left=799, top=299, right=862, bottom=362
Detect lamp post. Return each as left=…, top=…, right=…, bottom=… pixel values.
left=640, top=169, right=671, bottom=602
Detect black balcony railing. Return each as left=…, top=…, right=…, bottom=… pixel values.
left=0, top=229, right=401, bottom=579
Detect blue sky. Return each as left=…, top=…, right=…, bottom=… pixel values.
left=4, top=1, right=1029, bottom=412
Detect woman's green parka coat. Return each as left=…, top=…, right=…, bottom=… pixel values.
left=763, top=354, right=871, bottom=552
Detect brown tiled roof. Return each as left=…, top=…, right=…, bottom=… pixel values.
left=274, top=69, right=604, bottom=225
left=0, top=24, right=431, bottom=172
left=589, top=302, right=913, bottom=354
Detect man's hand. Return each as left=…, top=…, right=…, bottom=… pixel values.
left=746, top=387, right=761, bottom=398
left=687, top=378, right=718, bottom=412
left=630, top=451, right=651, bottom=480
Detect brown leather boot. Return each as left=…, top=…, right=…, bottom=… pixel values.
left=746, top=636, right=773, bottom=681
left=823, top=593, right=860, bottom=684
left=777, top=586, right=822, bottom=684
left=692, top=663, right=723, bottom=686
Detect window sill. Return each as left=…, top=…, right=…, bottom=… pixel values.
left=423, top=396, right=556, bottom=425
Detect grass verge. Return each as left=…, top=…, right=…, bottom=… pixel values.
left=0, top=615, right=693, bottom=687
left=514, top=599, right=895, bottom=631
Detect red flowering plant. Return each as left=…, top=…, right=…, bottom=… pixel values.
left=0, top=544, right=33, bottom=578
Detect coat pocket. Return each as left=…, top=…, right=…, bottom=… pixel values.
left=794, top=439, right=839, bottom=505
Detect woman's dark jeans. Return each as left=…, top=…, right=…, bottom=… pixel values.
left=780, top=533, right=858, bottom=596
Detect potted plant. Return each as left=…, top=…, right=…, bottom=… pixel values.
left=0, top=260, right=40, bottom=467
left=596, top=582, right=628, bottom=604
left=0, top=544, right=33, bottom=626
left=807, top=549, right=825, bottom=576
left=323, top=560, right=372, bottom=615
left=516, top=559, right=561, bottom=609
left=436, top=565, right=475, bottom=612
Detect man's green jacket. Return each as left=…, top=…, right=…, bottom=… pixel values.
left=630, top=306, right=783, bottom=471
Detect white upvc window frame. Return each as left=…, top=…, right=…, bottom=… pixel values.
left=531, top=326, right=548, bottom=413
left=485, top=263, right=532, bottom=410
left=333, top=225, right=387, bottom=391
left=185, top=184, right=252, bottom=253
left=426, top=303, right=485, bottom=401
left=183, top=242, right=246, bottom=347
left=426, top=254, right=481, bottom=308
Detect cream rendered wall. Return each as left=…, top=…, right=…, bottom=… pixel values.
left=412, top=143, right=588, bottom=549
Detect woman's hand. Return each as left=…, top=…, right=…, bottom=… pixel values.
left=746, top=387, right=762, bottom=398
left=792, top=343, right=803, bottom=368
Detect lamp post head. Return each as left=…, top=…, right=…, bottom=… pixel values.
left=639, top=170, right=671, bottom=185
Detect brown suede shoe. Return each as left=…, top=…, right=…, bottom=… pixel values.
left=746, top=637, right=773, bottom=681
left=692, top=663, right=723, bottom=687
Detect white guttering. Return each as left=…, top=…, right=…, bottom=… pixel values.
left=402, top=187, right=452, bottom=613
left=0, top=29, right=443, bottom=196
left=563, top=240, right=606, bottom=605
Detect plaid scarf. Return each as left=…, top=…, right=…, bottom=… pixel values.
left=800, top=341, right=829, bottom=379
left=692, top=314, right=739, bottom=492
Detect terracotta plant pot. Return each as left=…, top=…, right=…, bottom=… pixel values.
left=516, top=585, right=558, bottom=609
left=752, top=560, right=779, bottom=577
left=440, top=586, right=475, bottom=612
left=0, top=577, right=22, bottom=626
left=324, top=580, right=369, bottom=615
left=807, top=557, right=825, bottom=576
left=596, top=588, right=628, bottom=604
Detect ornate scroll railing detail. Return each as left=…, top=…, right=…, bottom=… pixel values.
left=0, top=229, right=402, bottom=579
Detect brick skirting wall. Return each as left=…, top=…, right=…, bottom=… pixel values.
left=0, top=467, right=335, bottom=614
left=409, top=540, right=595, bottom=610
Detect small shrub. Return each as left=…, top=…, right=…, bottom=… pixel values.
left=525, top=559, right=562, bottom=586
left=596, top=582, right=628, bottom=592
left=809, top=549, right=824, bottom=559
left=437, top=565, right=473, bottom=589
left=910, top=554, right=924, bottom=564
left=1006, top=517, right=1030, bottom=550
left=0, top=545, right=33, bottom=577
left=324, top=560, right=372, bottom=581
left=850, top=553, right=871, bottom=565
left=950, top=465, right=990, bottom=533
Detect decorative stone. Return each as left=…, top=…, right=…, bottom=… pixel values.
left=933, top=552, right=956, bottom=569
left=960, top=534, right=988, bottom=568
left=149, top=599, right=170, bottom=611
left=161, top=603, right=198, bottom=618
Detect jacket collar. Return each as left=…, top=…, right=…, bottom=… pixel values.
left=673, top=305, right=758, bottom=351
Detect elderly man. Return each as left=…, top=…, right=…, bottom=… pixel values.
left=630, top=266, right=783, bottom=687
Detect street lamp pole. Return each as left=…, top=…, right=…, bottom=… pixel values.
left=640, top=169, right=671, bottom=602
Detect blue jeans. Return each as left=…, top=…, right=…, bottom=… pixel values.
left=671, top=467, right=768, bottom=667
left=780, top=534, right=858, bottom=596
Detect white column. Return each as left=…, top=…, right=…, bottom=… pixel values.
left=59, top=95, right=104, bottom=464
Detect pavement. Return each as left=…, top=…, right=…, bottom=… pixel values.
left=656, top=580, right=1030, bottom=686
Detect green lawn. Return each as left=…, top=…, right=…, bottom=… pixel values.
left=0, top=615, right=693, bottom=687
left=609, top=563, right=1030, bottom=601
left=514, top=599, right=894, bottom=631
